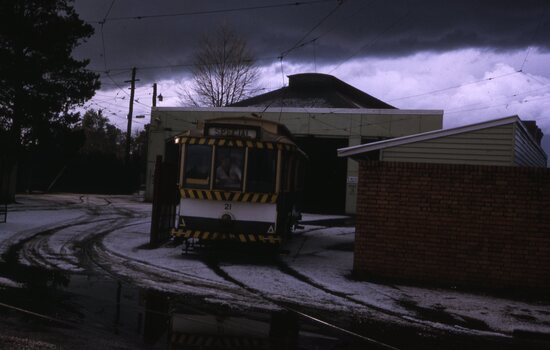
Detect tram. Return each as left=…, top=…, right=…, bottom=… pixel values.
left=171, top=116, right=306, bottom=245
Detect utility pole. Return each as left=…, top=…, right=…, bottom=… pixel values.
left=125, top=67, right=138, bottom=164
left=152, top=83, right=157, bottom=107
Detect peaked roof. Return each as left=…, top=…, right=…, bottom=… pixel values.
left=338, top=115, right=545, bottom=158
left=231, top=73, right=395, bottom=109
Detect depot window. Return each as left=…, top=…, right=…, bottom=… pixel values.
left=246, top=149, right=276, bottom=193
left=183, top=145, right=212, bottom=189
left=214, top=147, right=244, bottom=191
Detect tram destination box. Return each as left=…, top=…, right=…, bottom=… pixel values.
left=206, top=125, right=259, bottom=139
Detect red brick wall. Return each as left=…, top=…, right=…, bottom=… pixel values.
left=355, top=161, right=550, bottom=292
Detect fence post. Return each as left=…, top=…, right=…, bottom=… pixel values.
left=150, top=155, right=163, bottom=246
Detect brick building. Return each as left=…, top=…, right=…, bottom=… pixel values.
left=338, top=116, right=550, bottom=292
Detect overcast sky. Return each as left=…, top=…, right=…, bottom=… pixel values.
left=73, top=0, right=550, bottom=154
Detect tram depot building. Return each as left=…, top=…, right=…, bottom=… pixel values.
left=145, top=73, right=443, bottom=214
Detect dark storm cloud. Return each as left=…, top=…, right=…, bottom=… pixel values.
left=73, top=0, right=550, bottom=84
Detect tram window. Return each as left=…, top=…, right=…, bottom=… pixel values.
left=183, top=145, right=212, bottom=189
left=246, top=149, right=276, bottom=193
left=214, top=147, right=244, bottom=190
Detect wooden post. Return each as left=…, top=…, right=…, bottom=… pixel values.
left=150, top=155, right=162, bottom=245
left=125, top=67, right=137, bottom=164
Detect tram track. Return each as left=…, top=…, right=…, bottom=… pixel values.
left=202, top=254, right=402, bottom=350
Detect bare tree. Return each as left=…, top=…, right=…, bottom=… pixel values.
left=179, top=26, right=260, bottom=107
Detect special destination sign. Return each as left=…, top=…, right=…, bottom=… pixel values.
left=207, top=126, right=257, bottom=139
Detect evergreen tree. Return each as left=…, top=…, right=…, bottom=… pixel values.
left=0, top=0, right=99, bottom=200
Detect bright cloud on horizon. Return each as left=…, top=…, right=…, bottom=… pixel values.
left=87, top=48, right=550, bottom=153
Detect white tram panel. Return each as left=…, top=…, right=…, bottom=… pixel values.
left=179, top=198, right=277, bottom=223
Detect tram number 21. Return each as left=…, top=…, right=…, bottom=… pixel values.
left=224, top=203, right=232, bottom=210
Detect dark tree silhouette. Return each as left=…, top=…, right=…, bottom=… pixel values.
left=179, top=25, right=260, bottom=107
left=0, top=0, right=99, bottom=201
left=80, top=109, right=125, bottom=157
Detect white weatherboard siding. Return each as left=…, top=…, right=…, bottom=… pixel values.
left=514, top=123, right=547, bottom=167
left=381, top=124, right=515, bottom=166
left=179, top=198, right=277, bottom=223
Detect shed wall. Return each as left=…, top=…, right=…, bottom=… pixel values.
left=514, top=123, right=547, bottom=167
left=381, top=124, right=515, bottom=166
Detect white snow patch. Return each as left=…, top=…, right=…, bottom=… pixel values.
left=0, top=276, right=24, bottom=289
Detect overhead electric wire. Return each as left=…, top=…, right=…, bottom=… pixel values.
left=519, top=2, right=548, bottom=72
left=99, top=0, right=117, bottom=71
left=87, top=0, right=335, bottom=24
left=280, top=0, right=346, bottom=58
left=328, top=5, right=412, bottom=74
left=89, top=55, right=280, bottom=74
left=445, top=84, right=550, bottom=113
left=387, top=70, right=522, bottom=102
left=445, top=94, right=550, bottom=115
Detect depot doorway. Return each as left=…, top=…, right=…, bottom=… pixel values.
left=294, top=136, right=348, bottom=214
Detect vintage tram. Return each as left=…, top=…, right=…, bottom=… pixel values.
left=171, top=116, right=306, bottom=245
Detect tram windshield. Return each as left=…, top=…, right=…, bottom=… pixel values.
left=183, top=145, right=212, bottom=189
left=246, top=149, right=276, bottom=193
left=214, top=147, right=244, bottom=190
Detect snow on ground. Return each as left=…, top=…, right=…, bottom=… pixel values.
left=283, top=225, right=550, bottom=335
left=2, top=194, right=550, bottom=337
left=103, top=222, right=230, bottom=287
left=101, top=221, right=276, bottom=310
left=283, top=225, right=411, bottom=314
left=0, top=208, right=84, bottom=261
left=0, top=276, right=23, bottom=289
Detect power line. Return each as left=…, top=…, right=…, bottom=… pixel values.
left=328, top=5, right=412, bottom=74
left=280, top=0, right=345, bottom=58
left=388, top=70, right=522, bottom=102
left=280, top=0, right=377, bottom=59
left=87, top=0, right=335, bottom=24
left=520, top=2, right=548, bottom=72
left=99, top=0, right=117, bottom=71
left=90, top=54, right=279, bottom=74
left=445, top=85, right=550, bottom=113
left=445, top=94, right=550, bottom=115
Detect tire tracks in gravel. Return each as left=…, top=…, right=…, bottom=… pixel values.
left=4, top=196, right=247, bottom=303
left=199, top=231, right=501, bottom=338
left=16, top=217, right=121, bottom=272
left=1, top=215, right=108, bottom=266
left=77, top=211, right=252, bottom=301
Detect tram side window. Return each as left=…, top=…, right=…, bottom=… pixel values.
left=183, top=145, right=212, bottom=189
left=246, top=149, right=276, bottom=193
left=214, top=147, right=244, bottom=190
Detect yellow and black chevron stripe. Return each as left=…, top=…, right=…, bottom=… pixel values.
left=180, top=189, right=278, bottom=203
left=171, top=333, right=266, bottom=349
left=177, top=136, right=295, bottom=151
left=172, top=229, right=281, bottom=244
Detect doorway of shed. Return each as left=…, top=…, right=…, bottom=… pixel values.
left=294, top=136, right=348, bottom=214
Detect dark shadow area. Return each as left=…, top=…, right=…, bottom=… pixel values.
left=294, top=136, right=348, bottom=214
